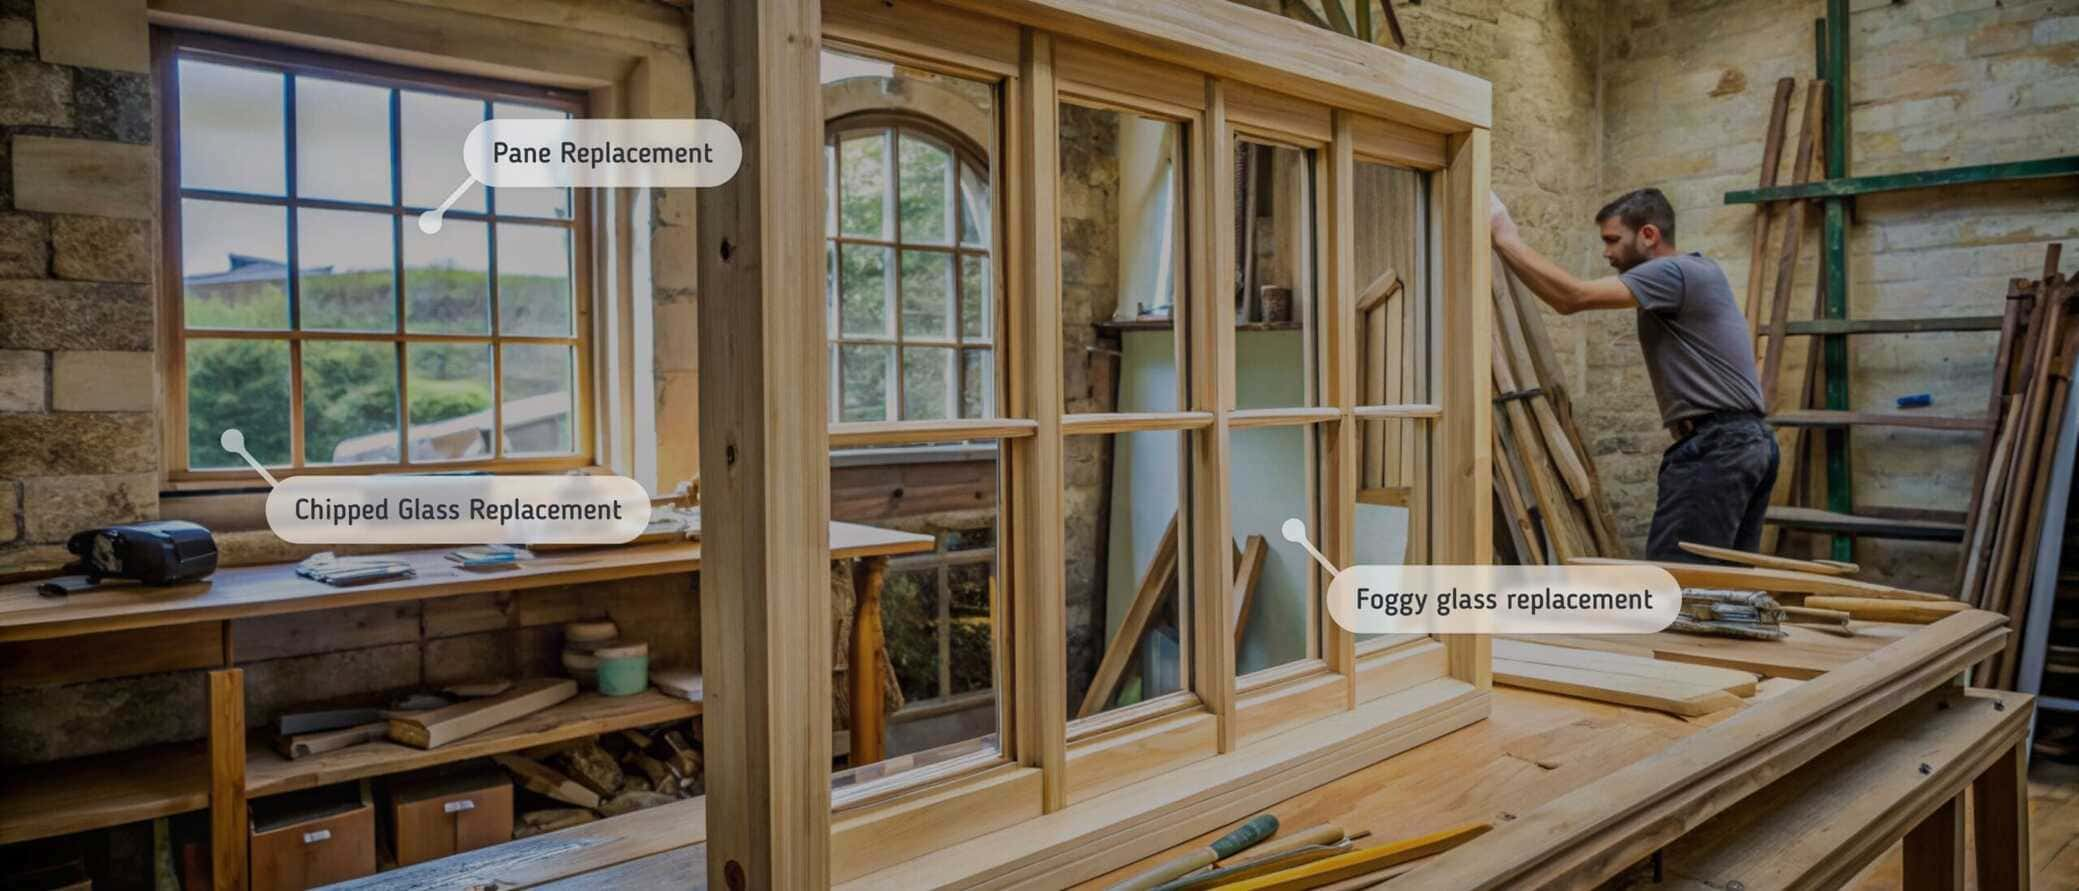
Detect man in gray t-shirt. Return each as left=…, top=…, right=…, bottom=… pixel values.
left=1491, top=187, right=1778, bottom=561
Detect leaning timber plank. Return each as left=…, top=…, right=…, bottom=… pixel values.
left=1493, top=656, right=1745, bottom=717
left=1767, top=409, right=1989, bottom=432
left=1677, top=541, right=1857, bottom=575
left=1078, top=514, right=1180, bottom=718
left=1757, top=81, right=1825, bottom=410
left=388, top=678, right=576, bottom=749
left=1493, top=639, right=1758, bottom=696
left=1661, top=688, right=2029, bottom=891
left=1493, top=327, right=1590, bottom=560
left=1356, top=268, right=1401, bottom=315
left=1232, top=535, right=1268, bottom=647
left=1742, top=78, right=1797, bottom=347
left=1398, top=611, right=2009, bottom=890
left=1492, top=256, right=1591, bottom=501
left=1995, top=320, right=2079, bottom=687
left=1765, top=506, right=1964, bottom=542
left=1956, top=294, right=2030, bottom=601
left=1566, top=557, right=1950, bottom=602
left=1801, top=596, right=1971, bottom=625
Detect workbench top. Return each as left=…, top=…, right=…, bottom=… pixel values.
left=0, top=521, right=933, bottom=643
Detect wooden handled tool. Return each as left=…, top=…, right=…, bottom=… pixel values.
left=1215, top=821, right=1490, bottom=890
left=1153, top=842, right=1350, bottom=890
left=1108, top=814, right=1280, bottom=891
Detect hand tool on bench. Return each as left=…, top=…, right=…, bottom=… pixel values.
left=1107, top=813, right=1279, bottom=891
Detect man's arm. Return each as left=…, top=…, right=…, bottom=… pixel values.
left=1491, top=194, right=1635, bottom=315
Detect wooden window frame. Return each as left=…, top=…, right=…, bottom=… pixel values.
left=155, top=29, right=598, bottom=485
left=699, top=0, right=1494, bottom=885
left=826, top=113, right=997, bottom=425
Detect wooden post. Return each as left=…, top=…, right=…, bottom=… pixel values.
left=1191, top=77, right=1238, bottom=753
left=1007, top=28, right=1070, bottom=812
left=1438, top=128, right=1492, bottom=686
left=1903, top=794, right=1965, bottom=891
left=849, top=556, right=889, bottom=766
left=209, top=668, right=247, bottom=891
left=691, top=0, right=833, bottom=886
left=1972, top=738, right=2031, bottom=891
left=1323, top=111, right=1358, bottom=695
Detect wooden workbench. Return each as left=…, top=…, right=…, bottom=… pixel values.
left=0, top=521, right=933, bottom=884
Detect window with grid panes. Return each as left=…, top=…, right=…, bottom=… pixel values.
left=164, top=35, right=590, bottom=475
left=826, top=121, right=994, bottom=424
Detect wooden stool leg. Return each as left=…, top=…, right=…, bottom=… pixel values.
left=849, top=556, right=888, bottom=767
left=1905, top=794, right=1965, bottom=891
left=209, top=668, right=248, bottom=891
left=1973, top=738, right=2031, bottom=891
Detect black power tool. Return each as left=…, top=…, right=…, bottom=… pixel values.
left=61, top=520, right=219, bottom=585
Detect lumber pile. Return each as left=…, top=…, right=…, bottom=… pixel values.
left=1490, top=254, right=1625, bottom=563
left=1958, top=247, right=2076, bottom=688
left=1493, top=639, right=1757, bottom=717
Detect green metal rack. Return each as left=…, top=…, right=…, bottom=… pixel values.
left=1721, top=0, right=2079, bottom=562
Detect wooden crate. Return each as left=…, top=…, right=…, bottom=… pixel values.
left=249, top=784, right=376, bottom=891
left=387, top=767, right=514, bottom=867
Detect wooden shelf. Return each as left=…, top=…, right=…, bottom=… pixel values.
left=1094, top=318, right=1302, bottom=333
left=1769, top=410, right=1989, bottom=432
left=1780, top=316, right=2003, bottom=336
left=1765, top=506, right=1965, bottom=542
left=0, top=690, right=700, bottom=845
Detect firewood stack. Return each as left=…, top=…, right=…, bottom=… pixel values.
left=1959, top=245, right=2075, bottom=689
left=1489, top=254, right=1626, bottom=564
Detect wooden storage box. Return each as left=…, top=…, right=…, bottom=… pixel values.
left=387, top=766, right=514, bottom=867
left=249, top=784, right=377, bottom=891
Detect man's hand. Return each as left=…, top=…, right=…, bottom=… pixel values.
left=1490, top=190, right=1521, bottom=245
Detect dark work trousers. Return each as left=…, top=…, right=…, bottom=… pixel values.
left=1646, top=413, right=1781, bottom=561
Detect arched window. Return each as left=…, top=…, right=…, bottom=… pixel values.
left=825, top=116, right=993, bottom=423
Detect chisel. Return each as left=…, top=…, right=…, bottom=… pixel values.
left=1107, top=814, right=1280, bottom=891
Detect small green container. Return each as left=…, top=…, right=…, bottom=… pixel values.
left=594, top=643, right=650, bottom=696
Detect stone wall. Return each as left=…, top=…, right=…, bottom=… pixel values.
left=1059, top=103, right=1123, bottom=701
left=0, top=0, right=159, bottom=574
left=1600, top=0, right=2079, bottom=587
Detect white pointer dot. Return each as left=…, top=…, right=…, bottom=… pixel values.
left=417, top=177, right=478, bottom=235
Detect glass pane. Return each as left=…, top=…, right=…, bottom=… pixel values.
left=948, top=557, right=994, bottom=695
left=296, top=77, right=390, bottom=203
left=961, top=348, right=992, bottom=418
left=1067, top=430, right=1187, bottom=717
left=897, top=133, right=951, bottom=244
left=838, top=344, right=892, bottom=422
left=1235, top=140, right=1317, bottom=409
left=297, top=209, right=395, bottom=332
left=178, top=59, right=284, bottom=195
left=187, top=339, right=289, bottom=469
left=899, top=250, right=952, bottom=340
left=825, top=242, right=838, bottom=334
left=303, top=340, right=399, bottom=465
left=839, top=244, right=891, bottom=337
left=497, top=224, right=575, bottom=336
left=902, top=346, right=952, bottom=421
left=404, top=218, right=490, bottom=334
left=960, top=254, right=989, bottom=342
left=181, top=199, right=287, bottom=330
left=401, top=90, right=485, bottom=212
left=882, top=568, right=940, bottom=701
left=1231, top=425, right=1317, bottom=675
left=960, top=163, right=989, bottom=248
left=1355, top=160, right=1430, bottom=408
left=1355, top=416, right=1416, bottom=643
left=406, top=342, right=493, bottom=461
left=839, top=133, right=887, bottom=239
left=824, top=144, right=838, bottom=237
left=501, top=343, right=576, bottom=456
left=1061, top=103, right=1183, bottom=413
left=491, top=102, right=572, bottom=219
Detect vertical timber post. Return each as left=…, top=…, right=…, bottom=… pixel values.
left=1822, top=0, right=1853, bottom=562
left=1439, top=128, right=1493, bottom=686
left=1193, top=78, right=1238, bottom=751
left=691, top=0, right=833, bottom=886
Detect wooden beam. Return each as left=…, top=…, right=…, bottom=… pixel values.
left=1437, top=128, right=1492, bottom=687
left=209, top=668, right=247, bottom=891
left=1676, top=540, right=1857, bottom=575
left=1741, top=78, right=1796, bottom=347
left=1192, top=77, right=1239, bottom=755
left=1232, top=535, right=1268, bottom=647
left=1324, top=111, right=1360, bottom=693
left=1009, top=28, right=1070, bottom=810
left=691, top=0, right=832, bottom=884
left=1758, top=81, right=1825, bottom=411
left=1903, top=795, right=1966, bottom=891
left=1972, top=739, right=2030, bottom=891
left=1079, top=516, right=1180, bottom=718
left=934, top=0, right=1491, bottom=132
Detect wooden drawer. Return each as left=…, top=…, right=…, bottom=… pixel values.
left=250, top=786, right=376, bottom=891
left=389, top=768, right=513, bottom=867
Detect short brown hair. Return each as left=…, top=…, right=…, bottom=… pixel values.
left=1595, top=188, right=1676, bottom=244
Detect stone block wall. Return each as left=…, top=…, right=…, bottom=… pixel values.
left=0, top=0, right=159, bottom=574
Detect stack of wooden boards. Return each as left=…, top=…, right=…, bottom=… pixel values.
left=1572, top=555, right=1965, bottom=626
left=1958, top=247, right=2076, bottom=689
left=1490, top=253, right=1625, bottom=563
left=1492, top=639, right=1757, bottom=717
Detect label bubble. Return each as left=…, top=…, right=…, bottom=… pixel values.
left=1325, top=564, right=1682, bottom=635
left=266, top=475, right=653, bottom=545
left=463, top=118, right=742, bottom=189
